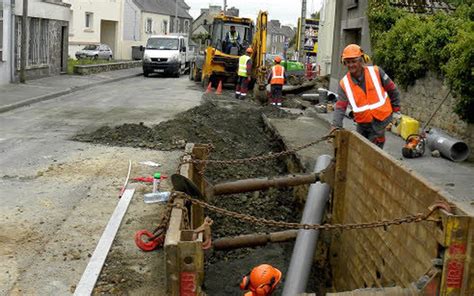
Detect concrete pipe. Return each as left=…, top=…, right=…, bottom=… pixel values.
left=282, top=155, right=332, bottom=296
left=426, top=128, right=470, bottom=162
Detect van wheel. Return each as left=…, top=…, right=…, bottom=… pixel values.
left=143, top=71, right=150, bottom=77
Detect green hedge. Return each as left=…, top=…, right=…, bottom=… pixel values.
left=368, top=1, right=474, bottom=123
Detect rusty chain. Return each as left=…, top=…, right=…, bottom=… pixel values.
left=169, top=192, right=441, bottom=231
left=180, top=135, right=334, bottom=168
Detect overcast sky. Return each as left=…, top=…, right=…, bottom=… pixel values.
left=185, top=0, right=323, bottom=27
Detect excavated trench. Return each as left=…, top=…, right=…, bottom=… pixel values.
left=74, top=97, right=331, bottom=295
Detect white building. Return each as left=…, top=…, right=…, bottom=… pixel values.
left=316, top=0, right=336, bottom=76
left=66, top=0, right=192, bottom=60
left=64, top=0, right=123, bottom=59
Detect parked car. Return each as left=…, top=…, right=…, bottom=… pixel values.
left=75, top=44, right=113, bottom=60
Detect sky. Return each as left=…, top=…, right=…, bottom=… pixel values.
left=185, top=0, right=323, bottom=27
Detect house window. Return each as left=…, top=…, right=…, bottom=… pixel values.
left=85, top=12, right=93, bottom=29
left=184, top=20, right=190, bottom=33
left=0, top=8, right=3, bottom=61
left=146, top=18, right=153, bottom=33
left=28, top=18, right=49, bottom=65
left=347, top=0, right=359, bottom=9
left=162, top=20, right=168, bottom=34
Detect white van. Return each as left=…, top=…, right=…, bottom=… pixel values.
left=142, top=35, right=193, bottom=77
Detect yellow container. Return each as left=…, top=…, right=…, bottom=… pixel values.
left=398, top=115, right=420, bottom=140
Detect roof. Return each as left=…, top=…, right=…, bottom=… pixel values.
left=389, top=0, right=455, bottom=13
left=268, top=20, right=295, bottom=38
left=133, top=0, right=193, bottom=19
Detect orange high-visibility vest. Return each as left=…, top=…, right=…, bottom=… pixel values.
left=340, top=66, right=393, bottom=123
left=270, top=65, right=285, bottom=85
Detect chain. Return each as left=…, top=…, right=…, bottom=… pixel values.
left=180, top=135, right=334, bottom=168
left=172, top=192, right=440, bottom=231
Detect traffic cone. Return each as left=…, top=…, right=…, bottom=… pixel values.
left=205, top=82, right=212, bottom=94
left=216, top=80, right=223, bottom=95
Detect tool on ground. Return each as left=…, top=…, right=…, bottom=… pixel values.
left=402, top=90, right=451, bottom=159
left=132, top=174, right=168, bottom=184
left=118, top=160, right=132, bottom=198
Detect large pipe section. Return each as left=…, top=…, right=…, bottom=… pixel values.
left=282, top=155, right=332, bottom=296
left=427, top=128, right=470, bottom=162
left=207, top=172, right=325, bottom=196
left=212, top=230, right=298, bottom=251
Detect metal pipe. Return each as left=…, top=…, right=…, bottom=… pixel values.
left=208, top=173, right=320, bottom=196
left=426, top=128, right=470, bottom=162
left=213, top=230, right=298, bottom=251
left=282, top=155, right=332, bottom=296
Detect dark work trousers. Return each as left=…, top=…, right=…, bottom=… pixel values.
left=270, top=84, right=283, bottom=104
left=235, top=76, right=250, bottom=98
left=356, top=114, right=392, bottom=149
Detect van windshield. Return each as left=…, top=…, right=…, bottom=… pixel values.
left=146, top=38, right=179, bottom=50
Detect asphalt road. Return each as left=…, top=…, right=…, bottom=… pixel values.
left=0, top=75, right=203, bottom=295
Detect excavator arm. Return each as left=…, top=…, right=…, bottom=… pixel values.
left=250, top=11, right=268, bottom=103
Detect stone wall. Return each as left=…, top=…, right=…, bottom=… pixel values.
left=74, top=61, right=142, bottom=75
left=400, top=72, right=473, bottom=160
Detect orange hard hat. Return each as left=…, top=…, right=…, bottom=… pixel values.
left=274, top=56, right=282, bottom=63
left=246, top=47, right=254, bottom=54
left=240, top=264, right=282, bottom=296
left=341, top=44, right=363, bottom=60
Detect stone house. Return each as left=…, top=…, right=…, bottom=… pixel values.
left=267, top=20, right=295, bottom=57
left=191, top=5, right=222, bottom=37
left=0, top=0, right=71, bottom=85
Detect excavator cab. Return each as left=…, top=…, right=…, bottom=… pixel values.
left=210, top=18, right=254, bottom=56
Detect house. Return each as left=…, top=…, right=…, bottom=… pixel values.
left=64, top=0, right=122, bottom=60
left=67, top=0, right=192, bottom=61
left=191, top=5, right=222, bottom=37
left=316, top=0, right=337, bottom=76
left=267, top=20, right=295, bottom=57
left=0, top=0, right=71, bottom=85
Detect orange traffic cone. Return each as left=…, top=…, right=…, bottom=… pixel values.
left=216, top=80, right=223, bottom=95
left=205, top=82, right=212, bottom=94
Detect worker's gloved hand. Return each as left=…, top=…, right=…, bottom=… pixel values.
left=392, top=111, right=402, bottom=125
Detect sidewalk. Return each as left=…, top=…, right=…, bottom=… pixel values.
left=266, top=107, right=474, bottom=212
left=0, top=67, right=143, bottom=113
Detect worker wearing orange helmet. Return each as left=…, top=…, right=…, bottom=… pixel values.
left=240, top=264, right=282, bottom=296
left=267, top=56, right=286, bottom=106
left=236, top=47, right=254, bottom=99
left=331, top=44, right=401, bottom=149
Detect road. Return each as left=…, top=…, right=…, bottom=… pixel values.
left=0, top=76, right=202, bottom=295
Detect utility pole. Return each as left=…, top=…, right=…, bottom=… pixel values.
left=223, top=0, right=227, bottom=13
left=299, top=0, right=307, bottom=63
left=175, top=0, right=178, bottom=33
left=20, top=0, right=28, bottom=83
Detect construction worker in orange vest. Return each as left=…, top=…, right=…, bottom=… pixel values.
left=331, top=44, right=401, bottom=149
left=239, top=264, right=282, bottom=296
left=267, top=56, right=286, bottom=106
left=236, top=47, right=254, bottom=100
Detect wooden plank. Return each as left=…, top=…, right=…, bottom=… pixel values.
left=74, top=188, right=135, bottom=296
left=190, top=145, right=208, bottom=229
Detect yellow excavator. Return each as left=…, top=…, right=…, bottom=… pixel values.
left=189, top=11, right=268, bottom=101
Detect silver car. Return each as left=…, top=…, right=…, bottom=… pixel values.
left=75, top=44, right=113, bottom=60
